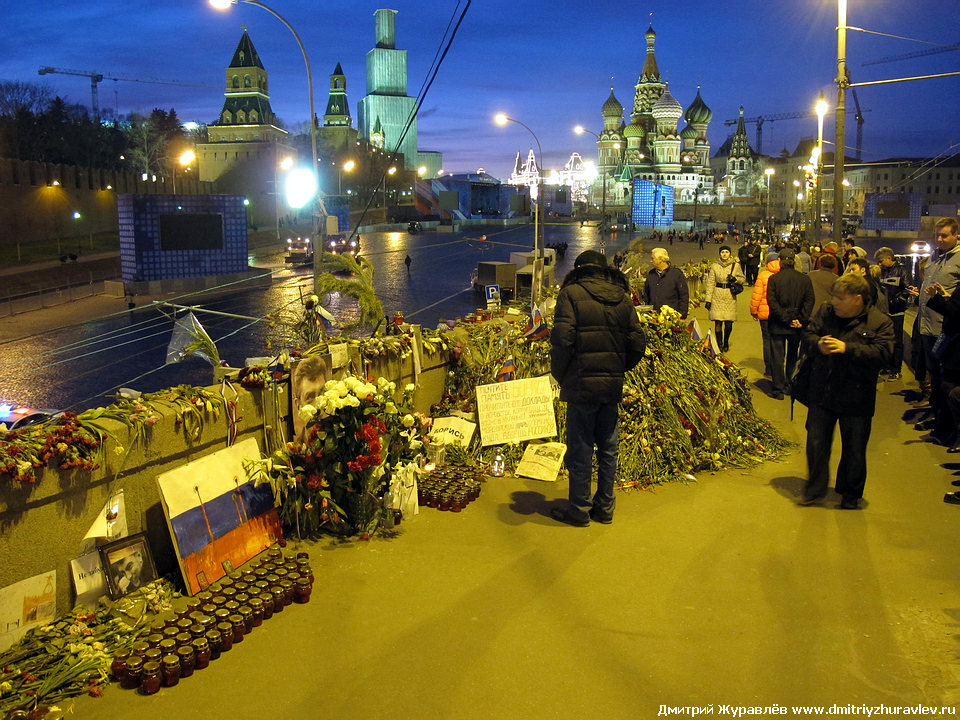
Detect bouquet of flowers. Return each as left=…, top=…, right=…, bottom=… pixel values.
left=248, top=377, right=424, bottom=537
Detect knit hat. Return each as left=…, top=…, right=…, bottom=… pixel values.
left=765, top=251, right=780, bottom=264
left=574, top=250, right=608, bottom=268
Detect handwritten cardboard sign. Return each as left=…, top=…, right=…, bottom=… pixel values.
left=430, top=416, right=476, bottom=446
left=475, top=376, right=557, bottom=446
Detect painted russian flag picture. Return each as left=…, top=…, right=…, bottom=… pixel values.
left=157, top=437, right=281, bottom=595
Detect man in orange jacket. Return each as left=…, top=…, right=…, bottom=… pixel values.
left=750, top=252, right=781, bottom=378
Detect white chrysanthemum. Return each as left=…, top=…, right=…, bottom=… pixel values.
left=360, top=383, right=377, bottom=398
left=404, top=383, right=416, bottom=393
left=344, top=376, right=363, bottom=391
left=298, top=404, right=317, bottom=422
left=385, top=402, right=398, bottom=414
left=343, top=394, right=360, bottom=408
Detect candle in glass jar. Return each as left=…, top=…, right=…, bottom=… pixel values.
left=161, top=654, right=181, bottom=687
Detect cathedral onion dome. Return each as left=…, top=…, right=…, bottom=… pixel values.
left=623, top=121, right=645, bottom=139
left=601, top=90, right=623, bottom=118
left=684, top=87, right=713, bottom=125
left=680, top=124, right=698, bottom=140
left=645, top=24, right=656, bottom=40
left=651, top=85, right=683, bottom=122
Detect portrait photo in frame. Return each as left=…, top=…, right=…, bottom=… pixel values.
left=98, top=533, right=158, bottom=600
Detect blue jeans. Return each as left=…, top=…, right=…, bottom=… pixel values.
left=564, top=402, right=620, bottom=521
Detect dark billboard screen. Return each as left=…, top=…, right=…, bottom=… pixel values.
left=159, top=213, right=224, bottom=251
left=875, top=201, right=911, bottom=220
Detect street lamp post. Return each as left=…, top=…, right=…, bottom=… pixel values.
left=833, top=0, right=848, bottom=248
left=172, top=149, right=196, bottom=196
left=764, top=168, right=775, bottom=237
left=209, top=0, right=323, bottom=279
left=693, top=182, right=703, bottom=231
left=339, top=159, right=355, bottom=195
left=496, top=113, right=544, bottom=305
left=574, top=125, right=606, bottom=229
left=275, top=155, right=293, bottom=240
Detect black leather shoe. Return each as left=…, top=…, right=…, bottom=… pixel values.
left=589, top=509, right=613, bottom=525
left=943, top=492, right=960, bottom=505
left=840, top=496, right=859, bottom=510
left=550, top=508, right=589, bottom=527
left=914, top=418, right=936, bottom=431
left=772, top=392, right=785, bottom=400
left=948, top=445, right=960, bottom=454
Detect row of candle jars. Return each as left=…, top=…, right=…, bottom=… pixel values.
left=417, top=467, right=483, bottom=512
left=109, top=547, right=313, bottom=694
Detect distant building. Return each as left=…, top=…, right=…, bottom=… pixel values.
left=357, top=9, right=441, bottom=174
left=197, top=30, right=298, bottom=230
left=586, top=25, right=716, bottom=207
left=318, top=62, right=358, bottom=152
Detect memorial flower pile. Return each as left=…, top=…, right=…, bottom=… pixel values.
left=0, top=386, right=223, bottom=487
left=0, top=579, right=177, bottom=718
left=0, top=413, right=101, bottom=483
left=248, top=377, right=424, bottom=537
left=431, top=305, right=790, bottom=486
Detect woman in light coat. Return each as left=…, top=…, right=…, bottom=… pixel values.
left=704, top=245, right=747, bottom=352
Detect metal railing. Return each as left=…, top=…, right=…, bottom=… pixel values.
left=0, top=270, right=119, bottom=316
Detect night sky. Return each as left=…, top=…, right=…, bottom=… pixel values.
left=4, top=0, right=959, bottom=181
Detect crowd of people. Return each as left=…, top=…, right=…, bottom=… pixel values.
left=631, top=218, right=960, bottom=510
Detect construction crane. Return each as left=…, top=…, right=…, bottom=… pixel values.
left=723, top=106, right=867, bottom=156
left=851, top=89, right=864, bottom=162
left=37, top=67, right=215, bottom=120
left=862, top=41, right=960, bottom=66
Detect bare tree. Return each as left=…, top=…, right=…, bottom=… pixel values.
left=0, top=80, right=53, bottom=116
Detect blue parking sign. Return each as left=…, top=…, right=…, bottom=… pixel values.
left=485, top=285, right=500, bottom=300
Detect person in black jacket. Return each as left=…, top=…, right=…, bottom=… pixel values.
left=766, top=248, right=815, bottom=400
left=796, top=274, right=894, bottom=509
left=550, top=250, right=647, bottom=526
left=924, top=282, right=960, bottom=460
left=875, top=247, right=911, bottom=379
left=643, top=248, right=689, bottom=317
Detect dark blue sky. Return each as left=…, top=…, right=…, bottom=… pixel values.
left=4, top=0, right=959, bottom=180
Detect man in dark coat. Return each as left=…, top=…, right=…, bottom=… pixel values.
left=643, top=248, right=689, bottom=317
left=875, top=247, right=911, bottom=379
left=550, top=250, right=647, bottom=526
left=740, top=238, right=762, bottom=285
left=766, top=248, right=815, bottom=400
left=796, top=274, right=894, bottom=509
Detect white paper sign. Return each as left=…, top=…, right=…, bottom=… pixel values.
left=475, top=376, right=557, bottom=446
left=71, top=551, right=108, bottom=609
left=80, top=490, right=127, bottom=555
left=0, top=572, right=56, bottom=652
left=430, top=416, right=477, bottom=446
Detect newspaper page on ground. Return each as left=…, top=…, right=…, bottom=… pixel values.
left=515, top=442, right=567, bottom=482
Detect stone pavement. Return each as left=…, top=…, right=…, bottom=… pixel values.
left=16, top=237, right=960, bottom=717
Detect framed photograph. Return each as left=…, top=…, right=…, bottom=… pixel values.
left=98, top=533, right=158, bottom=600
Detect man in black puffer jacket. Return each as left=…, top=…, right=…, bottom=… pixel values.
left=550, top=250, right=646, bottom=526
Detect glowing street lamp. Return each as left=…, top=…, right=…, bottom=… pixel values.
left=764, top=167, right=775, bottom=234
left=496, top=113, right=544, bottom=300
left=574, top=125, right=607, bottom=227
left=339, top=159, right=355, bottom=195
left=813, top=91, right=829, bottom=240
left=172, top=149, right=196, bottom=195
